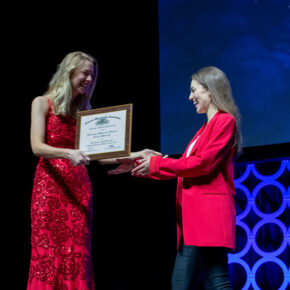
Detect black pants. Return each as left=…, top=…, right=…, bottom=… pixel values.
left=171, top=243, right=232, bottom=290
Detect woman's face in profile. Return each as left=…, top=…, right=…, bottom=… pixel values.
left=70, top=60, right=95, bottom=98
left=188, top=79, right=212, bottom=114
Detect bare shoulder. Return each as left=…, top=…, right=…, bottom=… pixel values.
left=32, top=96, right=48, bottom=106
left=32, top=96, right=49, bottom=110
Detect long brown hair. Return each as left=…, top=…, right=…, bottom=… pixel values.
left=192, top=66, right=243, bottom=155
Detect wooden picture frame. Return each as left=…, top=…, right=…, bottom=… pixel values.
left=75, top=104, right=132, bottom=160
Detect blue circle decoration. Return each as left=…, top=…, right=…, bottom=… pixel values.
left=230, top=159, right=290, bottom=288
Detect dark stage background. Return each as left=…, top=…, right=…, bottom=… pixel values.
left=159, top=0, right=290, bottom=154
left=14, top=2, right=176, bottom=290
left=7, top=1, right=289, bottom=290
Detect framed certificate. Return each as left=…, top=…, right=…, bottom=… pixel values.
left=75, top=104, right=132, bottom=160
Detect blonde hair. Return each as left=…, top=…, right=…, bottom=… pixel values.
left=192, top=66, right=243, bottom=155
left=45, top=51, right=98, bottom=117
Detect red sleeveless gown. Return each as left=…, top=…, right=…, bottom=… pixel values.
left=27, top=98, right=95, bottom=290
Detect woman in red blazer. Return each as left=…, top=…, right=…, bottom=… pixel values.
left=132, top=66, right=242, bottom=289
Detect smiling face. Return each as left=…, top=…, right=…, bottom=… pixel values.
left=189, top=79, right=213, bottom=114
left=70, top=60, right=96, bottom=99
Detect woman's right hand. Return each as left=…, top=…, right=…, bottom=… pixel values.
left=107, top=150, right=166, bottom=175
left=66, top=149, right=90, bottom=166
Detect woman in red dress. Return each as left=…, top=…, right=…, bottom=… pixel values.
left=28, top=51, right=160, bottom=290
left=131, top=66, right=243, bottom=289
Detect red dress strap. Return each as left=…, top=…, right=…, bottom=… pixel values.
left=44, top=95, right=53, bottom=107
left=44, top=96, right=54, bottom=115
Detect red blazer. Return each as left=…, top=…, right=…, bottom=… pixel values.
left=149, top=111, right=236, bottom=250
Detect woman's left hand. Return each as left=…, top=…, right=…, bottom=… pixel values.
left=131, top=148, right=162, bottom=159
left=107, top=158, right=136, bottom=175
left=107, top=149, right=162, bottom=175
left=131, top=157, right=150, bottom=176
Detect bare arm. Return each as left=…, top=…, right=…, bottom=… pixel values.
left=30, top=96, right=89, bottom=166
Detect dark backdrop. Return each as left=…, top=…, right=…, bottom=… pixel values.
left=7, top=2, right=176, bottom=290
left=158, top=0, right=290, bottom=154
